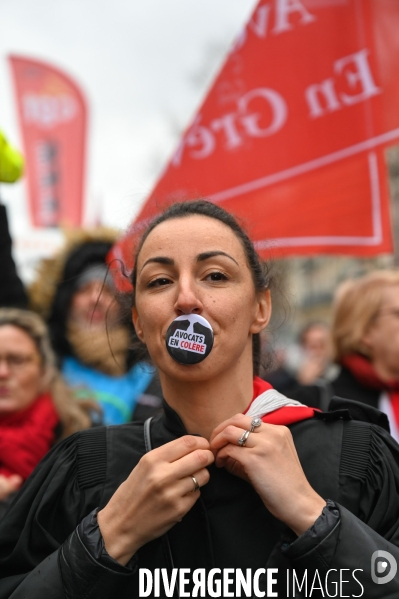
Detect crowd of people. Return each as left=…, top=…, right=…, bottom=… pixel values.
left=1, top=138, right=399, bottom=595
left=266, top=272, right=399, bottom=442
left=0, top=199, right=397, bottom=598
left=0, top=188, right=162, bottom=514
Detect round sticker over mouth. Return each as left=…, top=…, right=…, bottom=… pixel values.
left=166, top=314, right=214, bottom=364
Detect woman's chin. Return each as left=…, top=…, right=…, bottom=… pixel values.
left=0, top=398, right=19, bottom=415
left=159, top=356, right=217, bottom=383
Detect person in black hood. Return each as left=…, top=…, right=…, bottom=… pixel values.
left=30, top=227, right=162, bottom=425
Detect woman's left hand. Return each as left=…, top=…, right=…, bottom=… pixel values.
left=0, top=474, right=22, bottom=502
left=209, top=414, right=326, bottom=536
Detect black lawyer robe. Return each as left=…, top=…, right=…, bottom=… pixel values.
left=1, top=400, right=399, bottom=598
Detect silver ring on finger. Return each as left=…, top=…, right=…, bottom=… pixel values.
left=191, top=476, right=200, bottom=492
left=238, top=430, right=250, bottom=447
left=249, top=417, right=262, bottom=433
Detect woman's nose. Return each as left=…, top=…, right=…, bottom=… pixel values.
left=0, top=359, right=11, bottom=378
left=174, top=278, right=203, bottom=315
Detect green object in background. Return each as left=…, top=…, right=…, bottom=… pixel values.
left=0, top=129, right=24, bottom=183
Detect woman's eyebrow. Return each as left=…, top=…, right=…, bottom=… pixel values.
left=196, top=251, right=239, bottom=266
left=140, top=256, right=174, bottom=273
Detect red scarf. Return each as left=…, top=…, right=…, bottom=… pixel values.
left=342, top=354, right=399, bottom=429
left=0, top=393, right=59, bottom=480
left=244, top=376, right=317, bottom=425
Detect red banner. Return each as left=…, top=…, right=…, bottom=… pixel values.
left=112, top=0, right=399, bottom=275
left=9, top=55, right=87, bottom=227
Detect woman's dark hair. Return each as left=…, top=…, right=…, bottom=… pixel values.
left=130, top=200, right=270, bottom=375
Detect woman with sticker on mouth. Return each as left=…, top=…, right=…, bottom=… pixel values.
left=1, top=200, right=399, bottom=598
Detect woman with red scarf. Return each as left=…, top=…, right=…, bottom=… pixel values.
left=1, top=202, right=399, bottom=598
left=0, top=308, right=93, bottom=516
left=330, top=271, right=399, bottom=441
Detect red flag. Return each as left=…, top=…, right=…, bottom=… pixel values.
left=112, top=0, right=399, bottom=277
left=9, top=55, right=87, bottom=227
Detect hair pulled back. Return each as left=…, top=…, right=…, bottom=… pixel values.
left=130, top=200, right=270, bottom=375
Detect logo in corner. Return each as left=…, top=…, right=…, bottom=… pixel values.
left=371, top=550, right=397, bottom=585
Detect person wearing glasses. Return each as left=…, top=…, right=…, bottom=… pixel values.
left=0, top=308, right=92, bottom=518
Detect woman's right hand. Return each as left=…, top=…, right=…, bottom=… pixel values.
left=97, top=435, right=214, bottom=566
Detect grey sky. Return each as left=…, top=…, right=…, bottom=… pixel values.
left=0, top=0, right=255, bottom=250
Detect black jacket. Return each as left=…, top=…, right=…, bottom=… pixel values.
left=1, top=398, right=399, bottom=598
left=0, top=204, right=27, bottom=309
left=290, top=366, right=382, bottom=414
left=332, top=365, right=381, bottom=408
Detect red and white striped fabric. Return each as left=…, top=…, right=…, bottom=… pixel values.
left=244, top=377, right=317, bottom=426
